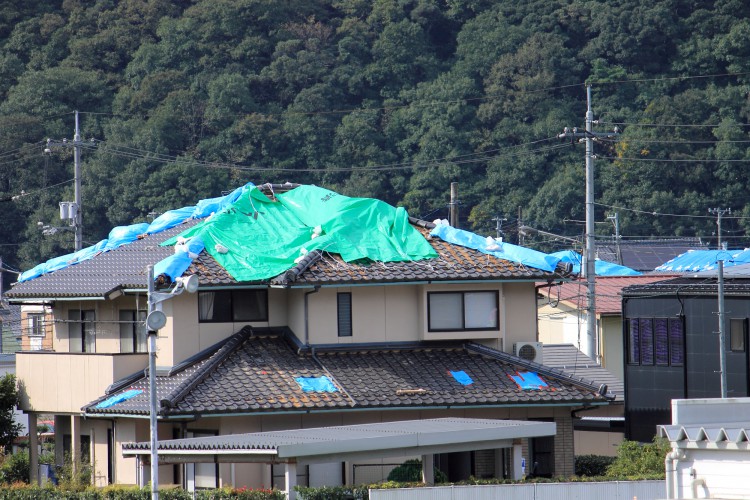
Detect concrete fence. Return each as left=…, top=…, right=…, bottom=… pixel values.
left=369, top=480, right=665, bottom=500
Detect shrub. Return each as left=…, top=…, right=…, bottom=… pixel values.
left=295, top=485, right=369, bottom=500
left=0, top=452, right=29, bottom=485
left=606, top=437, right=670, bottom=478
left=575, top=454, right=616, bottom=476
left=386, top=459, right=447, bottom=484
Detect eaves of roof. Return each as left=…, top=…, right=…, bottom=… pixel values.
left=622, top=276, right=750, bottom=297
left=83, top=327, right=612, bottom=418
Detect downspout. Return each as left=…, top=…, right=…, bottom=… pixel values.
left=304, top=286, right=321, bottom=347
left=665, top=447, right=684, bottom=499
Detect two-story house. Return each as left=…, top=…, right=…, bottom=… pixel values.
left=7, top=182, right=613, bottom=490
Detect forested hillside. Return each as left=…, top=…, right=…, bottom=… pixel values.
left=2, top=0, right=750, bottom=277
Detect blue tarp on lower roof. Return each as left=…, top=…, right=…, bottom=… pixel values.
left=450, top=370, right=474, bottom=386
left=510, top=372, right=548, bottom=390
left=95, top=389, right=143, bottom=409
left=295, top=376, right=338, bottom=393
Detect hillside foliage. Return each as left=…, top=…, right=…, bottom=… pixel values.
left=2, top=0, right=750, bottom=276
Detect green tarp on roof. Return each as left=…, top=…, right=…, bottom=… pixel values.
left=164, top=185, right=438, bottom=282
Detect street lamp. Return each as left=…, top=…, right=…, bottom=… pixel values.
left=145, top=266, right=198, bottom=500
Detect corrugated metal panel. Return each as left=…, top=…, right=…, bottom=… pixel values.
left=369, top=480, right=665, bottom=500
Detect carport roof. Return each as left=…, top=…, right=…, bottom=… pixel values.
left=122, top=417, right=556, bottom=464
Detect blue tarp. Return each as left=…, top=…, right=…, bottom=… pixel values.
left=550, top=250, right=641, bottom=276
left=295, top=376, right=338, bottom=393
left=147, top=206, right=195, bottom=234
left=190, top=183, right=253, bottom=219
left=510, top=371, right=548, bottom=390
left=655, top=249, right=748, bottom=272
left=153, top=236, right=205, bottom=282
left=95, top=389, right=143, bottom=409
left=429, top=224, right=561, bottom=273
left=450, top=370, right=474, bottom=386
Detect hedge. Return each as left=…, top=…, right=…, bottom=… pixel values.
left=0, top=486, right=285, bottom=499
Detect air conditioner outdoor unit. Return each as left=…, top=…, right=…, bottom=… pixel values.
left=513, top=342, right=543, bottom=364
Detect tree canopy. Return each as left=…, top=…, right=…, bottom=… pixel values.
left=2, top=0, right=750, bottom=279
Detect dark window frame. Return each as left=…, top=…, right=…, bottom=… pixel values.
left=69, top=309, right=96, bottom=353
left=427, top=290, right=499, bottom=332
left=627, top=316, right=684, bottom=367
left=198, top=289, right=268, bottom=323
left=337, top=292, right=352, bottom=337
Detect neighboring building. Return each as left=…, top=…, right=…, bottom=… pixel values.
left=622, top=264, right=750, bottom=442
left=0, top=302, right=28, bottom=438
left=543, top=344, right=624, bottom=456
left=659, top=397, right=750, bottom=499
left=7, top=183, right=613, bottom=490
left=596, top=237, right=707, bottom=272
left=537, top=275, right=676, bottom=379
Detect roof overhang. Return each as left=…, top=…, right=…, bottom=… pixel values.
left=122, top=417, right=556, bottom=465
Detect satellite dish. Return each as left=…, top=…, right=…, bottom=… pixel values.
left=146, top=310, right=167, bottom=330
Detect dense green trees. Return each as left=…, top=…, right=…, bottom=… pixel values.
left=2, top=0, right=750, bottom=276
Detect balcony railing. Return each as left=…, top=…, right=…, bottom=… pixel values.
left=16, top=351, right=148, bottom=414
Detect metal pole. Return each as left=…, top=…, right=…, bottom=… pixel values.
left=718, top=259, right=727, bottom=398
left=147, top=265, right=159, bottom=500
left=73, top=111, right=83, bottom=251
left=584, top=85, right=598, bottom=362
left=450, top=182, right=459, bottom=228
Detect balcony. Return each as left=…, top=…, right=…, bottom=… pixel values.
left=16, top=351, right=148, bottom=414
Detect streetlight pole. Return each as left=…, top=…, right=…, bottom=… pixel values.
left=147, top=265, right=160, bottom=500
left=144, top=267, right=198, bottom=499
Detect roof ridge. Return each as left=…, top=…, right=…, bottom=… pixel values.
left=160, top=326, right=253, bottom=410
left=465, top=342, right=611, bottom=399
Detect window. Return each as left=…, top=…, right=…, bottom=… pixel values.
left=198, top=289, right=268, bottom=322
left=27, top=313, right=45, bottom=337
left=428, top=291, right=498, bottom=332
left=730, top=318, right=746, bottom=352
left=628, top=317, right=684, bottom=367
left=337, top=293, right=352, bottom=337
left=69, top=309, right=96, bottom=353
left=120, top=310, right=147, bottom=353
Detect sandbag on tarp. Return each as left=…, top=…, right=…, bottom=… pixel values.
left=550, top=250, right=641, bottom=276
left=164, top=185, right=437, bottom=282
left=429, top=224, right=560, bottom=272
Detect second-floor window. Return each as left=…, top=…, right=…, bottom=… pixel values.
left=427, top=291, right=499, bottom=332
left=120, top=310, right=147, bottom=353
left=337, top=293, right=352, bottom=337
left=627, top=317, right=684, bottom=366
left=198, top=289, right=268, bottom=323
left=69, top=309, right=96, bottom=353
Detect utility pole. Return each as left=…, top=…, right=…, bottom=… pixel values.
left=449, top=182, right=459, bottom=228
left=708, top=207, right=731, bottom=250
left=492, top=216, right=507, bottom=240
left=717, top=259, right=727, bottom=398
left=607, top=212, right=622, bottom=265
left=559, top=85, right=619, bottom=362
left=45, top=111, right=90, bottom=251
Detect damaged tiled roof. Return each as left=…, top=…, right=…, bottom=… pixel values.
left=83, top=327, right=612, bottom=417
left=8, top=219, right=563, bottom=299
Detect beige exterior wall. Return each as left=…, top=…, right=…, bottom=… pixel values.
left=16, top=351, right=147, bottom=413
left=600, top=315, right=624, bottom=380
left=502, top=282, right=538, bottom=352
left=537, top=301, right=580, bottom=345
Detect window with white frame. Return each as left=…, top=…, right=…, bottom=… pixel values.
left=69, top=309, right=96, bottom=353
left=427, top=291, right=499, bottom=332
left=27, top=313, right=45, bottom=337
left=119, top=310, right=147, bottom=353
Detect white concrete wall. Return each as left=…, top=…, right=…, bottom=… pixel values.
left=675, top=449, right=750, bottom=499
